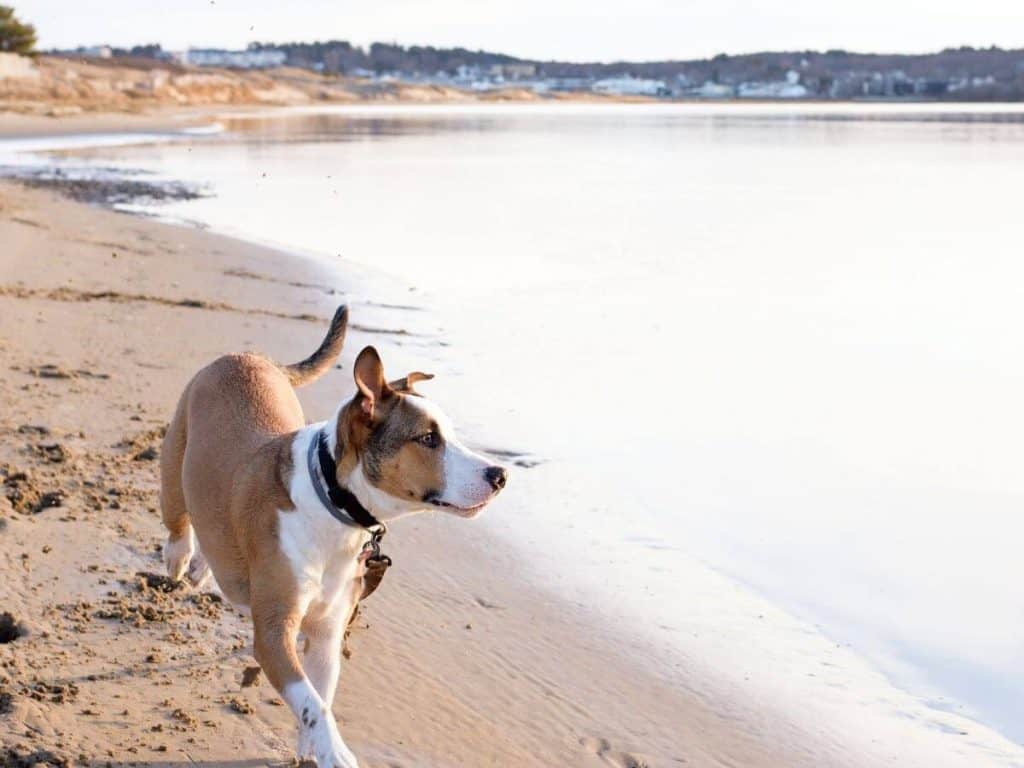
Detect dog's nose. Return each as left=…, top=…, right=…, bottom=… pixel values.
left=485, top=466, right=508, bottom=491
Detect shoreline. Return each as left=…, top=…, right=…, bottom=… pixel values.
left=4, top=98, right=1024, bottom=142
left=2, top=119, right=1023, bottom=764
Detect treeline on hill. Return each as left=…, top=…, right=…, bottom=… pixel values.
left=247, top=41, right=1024, bottom=96
left=248, top=41, right=1024, bottom=80
left=536, top=47, right=1024, bottom=81
left=249, top=40, right=523, bottom=74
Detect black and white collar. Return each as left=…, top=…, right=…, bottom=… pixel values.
left=307, top=427, right=384, bottom=533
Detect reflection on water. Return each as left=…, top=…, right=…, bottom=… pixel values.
left=36, top=104, right=1024, bottom=750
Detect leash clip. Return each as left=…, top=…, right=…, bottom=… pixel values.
left=361, top=525, right=390, bottom=565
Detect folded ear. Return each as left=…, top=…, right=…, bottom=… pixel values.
left=353, top=346, right=388, bottom=419
left=389, top=371, right=434, bottom=394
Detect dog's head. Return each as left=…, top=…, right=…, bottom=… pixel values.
left=336, top=346, right=507, bottom=521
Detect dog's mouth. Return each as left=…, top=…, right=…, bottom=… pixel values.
left=425, top=496, right=491, bottom=518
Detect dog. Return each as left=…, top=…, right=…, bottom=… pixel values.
left=159, top=305, right=507, bottom=768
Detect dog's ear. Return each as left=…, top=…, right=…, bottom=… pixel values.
left=353, top=346, right=389, bottom=420
left=389, top=371, right=434, bottom=394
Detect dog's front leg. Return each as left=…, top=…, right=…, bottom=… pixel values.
left=253, top=594, right=359, bottom=768
left=301, top=612, right=347, bottom=706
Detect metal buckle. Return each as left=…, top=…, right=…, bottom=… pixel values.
left=362, top=525, right=387, bottom=561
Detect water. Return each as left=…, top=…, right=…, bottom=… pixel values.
left=13, top=103, right=1024, bottom=754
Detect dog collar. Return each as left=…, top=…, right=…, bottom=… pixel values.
left=309, top=428, right=384, bottom=534
left=308, top=427, right=392, bottom=599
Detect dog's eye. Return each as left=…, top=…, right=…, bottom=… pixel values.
left=415, top=431, right=440, bottom=449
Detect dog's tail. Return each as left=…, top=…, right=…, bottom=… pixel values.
left=280, top=304, right=349, bottom=388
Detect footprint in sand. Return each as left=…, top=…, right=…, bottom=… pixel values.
left=580, top=735, right=654, bottom=768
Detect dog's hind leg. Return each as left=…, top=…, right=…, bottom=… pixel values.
left=160, top=392, right=194, bottom=582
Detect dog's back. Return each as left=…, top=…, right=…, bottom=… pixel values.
left=160, top=307, right=349, bottom=602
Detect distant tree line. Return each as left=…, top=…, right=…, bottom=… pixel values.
left=248, top=40, right=523, bottom=74
left=243, top=40, right=1024, bottom=97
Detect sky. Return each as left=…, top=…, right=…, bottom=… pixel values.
left=20, top=0, right=1024, bottom=62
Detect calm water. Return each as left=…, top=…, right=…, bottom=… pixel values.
left=17, top=104, right=1024, bottom=754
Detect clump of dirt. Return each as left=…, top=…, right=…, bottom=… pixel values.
left=240, top=665, right=261, bottom=688
left=135, top=571, right=184, bottom=594
left=133, top=446, right=158, bottom=461
left=94, top=572, right=222, bottom=626
left=0, top=688, right=12, bottom=714
left=0, top=613, right=21, bottom=644
left=27, top=364, right=72, bottom=380
left=115, top=427, right=166, bottom=462
left=20, top=680, right=79, bottom=704
left=170, top=707, right=198, bottom=729
left=2, top=466, right=40, bottom=514
left=188, top=591, right=223, bottom=620
left=34, top=491, right=64, bottom=512
left=56, top=602, right=93, bottom=633
left=25, top=364, right=111, bottom=381
left=32, top=443, right=68, bottom=464
left=1, top=460, right=66, bottom=514
left=227, top=696, right=253, bottom=715
left=94, top=597, right=178, bottom=626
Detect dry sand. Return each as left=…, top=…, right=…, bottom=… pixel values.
left=0, top=180, right=828, bottom=768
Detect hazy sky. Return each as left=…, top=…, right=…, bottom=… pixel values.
left=22, top=0, right=1024, bottom=61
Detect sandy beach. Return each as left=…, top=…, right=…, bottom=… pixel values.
left=0, top=179, right=807, bottom=768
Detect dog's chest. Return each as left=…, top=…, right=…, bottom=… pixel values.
left=278, top=506, right=365, bottom=621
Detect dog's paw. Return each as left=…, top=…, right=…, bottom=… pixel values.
left=186, top=549, right=212, bottom=588
left=163, top=530, right=194, bottom=582
left=320, top=744, right=359, bottom=768
left=296, top=713, right=359, bottom=768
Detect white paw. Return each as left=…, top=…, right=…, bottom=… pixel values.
left=163, top=530, right=194, bottom=581
left=297, top=709, right=359, bottom=768
left=186, top=549, right=212, bottom=588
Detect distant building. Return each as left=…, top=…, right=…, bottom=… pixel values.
left=691, top=81, right=734, bottom=98
left=592, top=75, right=668, bottom=96
left=737, top=71, right=808, bottom=99
left=489, top=63, right=536, bottom=80
left=80, top=45, right=112, bottom=59
left=182, top=48, right=286, bottom=69
left=548, top=77, right=592, bottom=92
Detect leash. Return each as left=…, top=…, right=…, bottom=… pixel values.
left=308, top=427, right=392, bottom=600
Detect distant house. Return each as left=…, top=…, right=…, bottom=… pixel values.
left=80, top=45, right=112, bottom=59
left=592, top=76, right=668, bottom=96
left=548, top=77, right=592, bottom=92
left=182, top=48, right=287, bottom=69
left=691, top=81, right=734, bottom=98
left=915, top=79, right=949, bottom=96
left=737, top=72, right=808, bottom=99
left=488, top=63, right=536, bottom=80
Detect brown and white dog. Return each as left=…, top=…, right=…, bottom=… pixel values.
left=159, top=305, right=507, bottom=768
